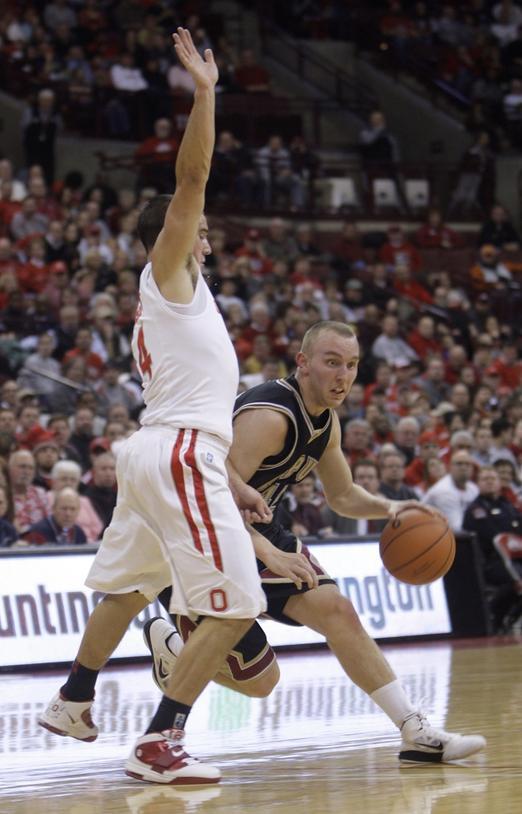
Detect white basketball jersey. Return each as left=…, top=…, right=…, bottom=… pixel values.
left=132, top=262, right=239, bottom=445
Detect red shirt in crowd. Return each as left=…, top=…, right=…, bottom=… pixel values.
left=135, top=136, right=179, bottom=165
left=63, top=348, right=105, bottom=379
left=379, top=237, right=422, bottom=273
left=407, top=329, right=442, bottom=359
left=415, top=223, right=460, bottom=249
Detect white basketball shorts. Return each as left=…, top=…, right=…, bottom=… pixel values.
left=86, top=426, right=266, bottom=619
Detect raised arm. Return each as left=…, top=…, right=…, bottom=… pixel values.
left=151, top=28, right=217, bottom=302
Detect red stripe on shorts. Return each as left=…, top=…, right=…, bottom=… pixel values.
left=170, top=429, right=204, bottom=555
left=185, top=430, right=224, bottom=572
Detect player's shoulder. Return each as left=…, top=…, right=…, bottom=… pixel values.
left=234, top=377, right=291, bottom=411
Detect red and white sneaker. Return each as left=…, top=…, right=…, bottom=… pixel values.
left=125, top=729, right=221, bottom=785
left=38, top=692, right=98, bottom=742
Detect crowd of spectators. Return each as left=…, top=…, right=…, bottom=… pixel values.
left=1, top=2, right=522, bottom=634
left=269, top=0, right=522, bottom=152
left=1, top=1, right=279, bottom=145
left=1, top=133, right=522, bottom=628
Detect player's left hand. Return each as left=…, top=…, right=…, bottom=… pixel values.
left=236, top=483, right=273, bottom=525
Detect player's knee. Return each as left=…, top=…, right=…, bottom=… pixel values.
left=325, top=593, right=364, bottom=633
left=241, top=662, right=280, bottom=697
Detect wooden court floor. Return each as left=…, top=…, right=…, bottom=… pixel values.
left=1, top=637, right=521, bottom=814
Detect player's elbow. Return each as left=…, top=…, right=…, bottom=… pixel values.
left=176, top=166, right=209, bottom=190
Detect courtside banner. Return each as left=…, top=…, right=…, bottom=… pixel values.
left=0, top=542, right=451, bottom=668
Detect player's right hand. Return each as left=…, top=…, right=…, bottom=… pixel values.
left=172, top=27, right=218, bottom=89
left=263, top=549, right=319, bottom=590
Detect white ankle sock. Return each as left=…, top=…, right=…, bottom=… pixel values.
left=370, top=680, right=417, bottom=729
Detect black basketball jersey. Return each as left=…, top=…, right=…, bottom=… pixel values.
left=233, top=375, right=333, bottom=525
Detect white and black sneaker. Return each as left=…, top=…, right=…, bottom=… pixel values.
left=399, top=712, right=486, bottom=763
left=143, top=617, right=183, bottom=693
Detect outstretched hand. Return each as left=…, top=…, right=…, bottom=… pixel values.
left=172, top=27, right=218, bottom=90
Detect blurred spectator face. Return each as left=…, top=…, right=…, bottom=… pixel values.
left=64, top=222, right=79, bottom=243
left=420, top=437, right=440, bottom=459
left=380, top=455, right=406, bottom=486
left=268, top=218, right=286, bottom=239
left=343, top=421, right=371, bottom=451
left=37, top=333, right=55, bottom=357
left=38, top=89, right=55, bottom=113
left=490, top=205, right=506, bottom=223
left=478, top=468, right=501, bottom=497
left=154, top=118, right=172, bottom=139
left=461, top=366, right=476, bottom=387
left=1, top=381, right=19, bottom=407
left=251, top=335, right=271, bottom=362
left=473, top=385, right=493, bottom=410
left=0, top=486, right=9, bottom=518
left=494, top=461, right=516, bottom=488
left=53, top=489, right=81, bottom=528
left=447, top=346, right=468, bottom=369
left=354, top=463, right=379, bottom=494
left=108, top=404, right=129, bottom=426
left=28, top=177, right=47, bottom=198
left=426, top=359, right=445, bottom=382
left=35, top=443, right=59, bottom=472
left=75, top=328, right=93, bottom=351
left=74, top=408, right=94, bottom=435
left=19, top=405, right=40, bottom=431
left=291, top=475, right=316, bottom=504
left=382, top=315, right=399, bottom=337
left=103, top=366, right=120, bottom=386
left=118, top=188, right=137, bottom=212
left=451, top=383, right=470, bottom=410
left=394, top=419, right=419, bottom=447
left=0, top=237, right=13, bottom=259
left=0, top=408, right=16, bottom=434
left=375, top=362, right=392, bottom=386
left=218, top=130, right=235, bottom=151
left=426, top=457, right=446, bottom=484
left=449, top=452, right=474, bottom=487
left=59, top=305, right=80, bottom=331
left=64, top=357, right=87, bottom=383
left=418, top=316, right=435, bottom=338
left=347, top=382, right=364, bottom=406
left=92, top=454, right=116, bottom=488
left=105, top=421, right=126, bottom=443
left=250, top=304, right=271, bottom=330
left=48, top=418, right=71, bottom=456
left=22, top=196, right=37, bottom=216
left=48, top=220, right=64, bottom=242
left=475, top=427, right=493, bottom=452
left=428, top=209, right=442, bottom=227
left=52, top=463, right=81, bottom=491
left=268, top=135, right=283, bottom=152
left=410, top=393, right=431, bottom=417
left=29, top=238, right=46, bottom=262
left=369, top=111, right=385, bottom=129
left=9, top=450, right=36, bottom=488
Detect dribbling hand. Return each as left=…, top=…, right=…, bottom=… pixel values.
left=172, top=27, right=218, bottom=90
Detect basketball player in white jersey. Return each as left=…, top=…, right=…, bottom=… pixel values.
left=38, top=28, right=267, bottom=785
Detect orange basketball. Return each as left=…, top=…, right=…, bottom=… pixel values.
left=379, top=507, right=456, bottom=585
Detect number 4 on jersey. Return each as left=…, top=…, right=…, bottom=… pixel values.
left=137, top=326, right=152, bottom=378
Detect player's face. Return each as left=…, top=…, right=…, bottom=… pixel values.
left=297, top=331, right=360, bottom=413
left=193, top=216, right=211, bottom=266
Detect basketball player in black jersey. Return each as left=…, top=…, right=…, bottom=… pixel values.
left=149, top=320, right=486, bottom=763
